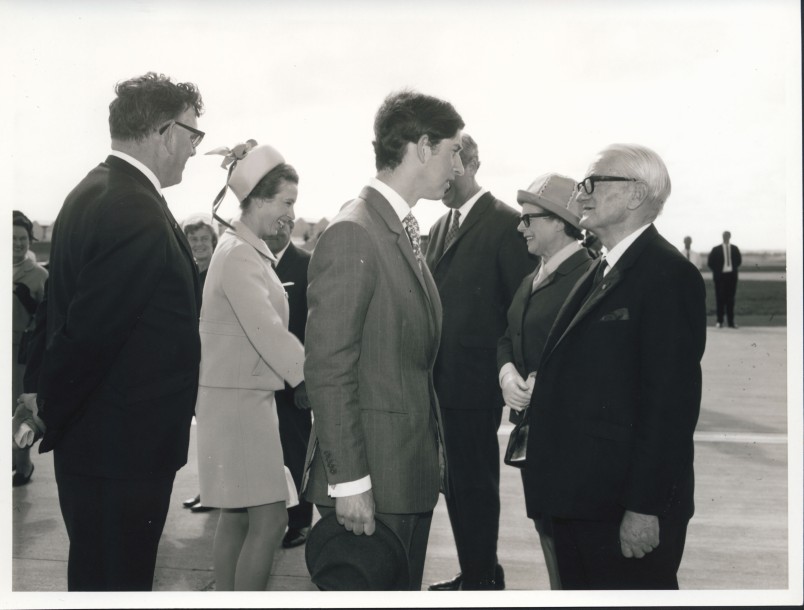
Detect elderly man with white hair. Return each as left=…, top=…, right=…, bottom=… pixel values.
left=520, top=144, right=707, bottom=589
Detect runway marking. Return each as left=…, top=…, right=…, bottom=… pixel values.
left=497, top=424, right=786, bottom=444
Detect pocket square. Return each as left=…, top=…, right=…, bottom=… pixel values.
left=600, top=307, right=630, bottom=322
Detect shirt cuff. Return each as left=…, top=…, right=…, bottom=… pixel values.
left=328, top=475, right=372, bottom=497
left=499, top=362, right=519, bottom=386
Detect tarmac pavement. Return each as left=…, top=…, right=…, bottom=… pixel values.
left=7, top=325, right=801, bottom=607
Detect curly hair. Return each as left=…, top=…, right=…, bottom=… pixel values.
left=183, top=220, right=218, bottom=249
left=109, top=72, right=204, bottom=142
left=13, top=210, right=35, bottom=241
left=372, top=90, right=464, bottom=171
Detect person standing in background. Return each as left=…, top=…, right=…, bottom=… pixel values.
left=264, top=220, right=315, bottom=549
left=707, top=231, right=742, bottom=328
left=12, top=210, right=48, bottom=487
left=36, top=72, right=204, bottom=591
left=681, top=236, right=703, bottom=270
left=425, top=134, right=535, bottom=591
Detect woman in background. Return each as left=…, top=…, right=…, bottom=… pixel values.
left=12, top=210, right=48, bottom=486
left=195, top=144, right=307, bottom=590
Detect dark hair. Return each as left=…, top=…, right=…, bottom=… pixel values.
left=183, top=220, right=218, bottom=249
left=13, top=210, right=35, bottom=241
left=372, top=90, right=465, bottom=171
left=242, top=163, right=299, bottom=210
left=109, top=72, right=204, bottom=142
left=562, top=221, right=584, bottom=241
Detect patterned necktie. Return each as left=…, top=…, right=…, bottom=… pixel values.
left=444, top=209, right=461, bottom=251
left=402, top=212, right=423, bottom=264
left=591, top=258, right=608, bottom=290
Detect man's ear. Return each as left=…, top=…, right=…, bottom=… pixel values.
left=627, top=181, right=649, bottom=210
left=417, top=134, right=431, bottom=163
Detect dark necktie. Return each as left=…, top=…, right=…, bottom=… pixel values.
left=402, top=212, right=423, bottom=265
left=444, top=209, right=461, bottom=251
left=591, top=258, right=608, bottom=291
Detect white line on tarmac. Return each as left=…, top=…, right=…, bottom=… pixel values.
left=497, top=424, right=787, bottom=444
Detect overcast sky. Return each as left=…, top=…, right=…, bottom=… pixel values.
left=2, top=0, right=801, bottom=254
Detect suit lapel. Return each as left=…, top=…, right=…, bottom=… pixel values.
left=543, top=227, right=657, bottom=360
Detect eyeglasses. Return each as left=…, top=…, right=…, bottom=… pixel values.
left=519, top=213, right=554, bottom=227
left=158, top=120, right=205, bottom=148
left=576, top=175, right=637, bottom=195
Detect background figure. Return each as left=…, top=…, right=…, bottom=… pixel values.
left=12, top=210, right=48, bottom=486
left=681, top=236, right=703, bottom=270
left=36, top=72, right=204, bottom=591
left=180, top=216, right=218, bottom=514
left=194, top=144, right=307, bottom=591
left=497, top=173, right=594, bottom=589
left=425, top=134, right=535, bottom=591
left=264, top=220, right=315, bottom=549
left=302, top=90, right=463, bottom=591
left=522, top=144, right=706, bottom=589
left=707, top=231, right=742, bottom=328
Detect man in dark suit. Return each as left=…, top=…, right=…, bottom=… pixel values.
left=302, top=90, right=463, bottom=590
left=36, top=72, right=204, bottom=591
left=425, top=134, right=535, bottom=590
left=497, top=173, right=594, bottom=589
left=522, top=144, right=707, bottom=589
left=707, top=231, right=742, bottom=328
left=264, top=221, right=314, bottom=548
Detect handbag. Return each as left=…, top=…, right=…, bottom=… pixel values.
left=504, top=408, right=529, bottom=468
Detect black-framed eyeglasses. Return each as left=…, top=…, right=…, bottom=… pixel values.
left=158, top=121, right=205, bottom=148
left=576, top=175, right=637, bottom=195
left=519, top=213, right=554, bottom=227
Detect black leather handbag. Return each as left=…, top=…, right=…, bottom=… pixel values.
left=504, top=408, right=529, bottom=468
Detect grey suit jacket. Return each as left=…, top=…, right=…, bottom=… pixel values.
left=302, top=185, right=446, bottom=514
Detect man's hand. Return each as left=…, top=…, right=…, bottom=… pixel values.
left=619, top=510, right=660, bottom=558
left=335, top=489, right=375, bottom=536
left=501, top=369, right=534, bottom=411
left=293, top=381, right=311, bottom=410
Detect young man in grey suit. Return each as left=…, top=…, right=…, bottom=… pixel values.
left=522, top=144, right=707, bottom=589
left=302, top=90, right=464, bottom=590
left=425, top=134, right=536, bottom=590
left=35, top=72, right=204, bottom=590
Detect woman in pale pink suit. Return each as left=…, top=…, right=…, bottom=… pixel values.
left=196, top=144, right=307, bottom=590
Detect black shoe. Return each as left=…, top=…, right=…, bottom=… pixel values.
left=282, top=526, right=310, bottom=548
left=182, top=494, right=201, bottom=509
left=428, top=572, right=463, bottom=591
left=12, top=464, right=34, bottom=487
left=190, top=502, right=215, bottom=513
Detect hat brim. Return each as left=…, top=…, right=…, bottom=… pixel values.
left=305, top=512, right=410, bottom=590
left=517, top=190, right=581, bottom=229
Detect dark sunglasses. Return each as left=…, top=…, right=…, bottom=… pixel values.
left=519, top=213, right=554, bottom=227
left=158, top=120, right=205, bottom=148
left=576, top=175, right=637, bottom=195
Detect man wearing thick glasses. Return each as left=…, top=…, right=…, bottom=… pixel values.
left=32, top=72, right=204, bottom=591
left=520, top=144, right=706, bottom=589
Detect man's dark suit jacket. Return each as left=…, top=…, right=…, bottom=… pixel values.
left=38, top=155, right=202, bottom=478
left=523, top=225, right=706, bottom=522
left=706, top=243, right=742, bottom=278
left=425, top=192, right=536, bottom=411
left=276, top=243, right=310, bottom=343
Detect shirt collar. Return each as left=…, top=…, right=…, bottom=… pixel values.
left=602, top=223, right=652, bottom=273
left=453, top=187, right=487, bottom=226
left=109, top=150, right=162, bottom=195
left=542, top=240, right=583, bottom=277
left=272, top=242, right=291, bottom=263
left=369, top=177, right=412, bottom=222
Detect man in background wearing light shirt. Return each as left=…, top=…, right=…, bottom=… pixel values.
left=521, top=144, right=707, bottom=589
left=425, top=134, right=535, bottom=591
left=707, top=230, right=742, bottom=328
left=302, top=90, right=464, bottom=590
